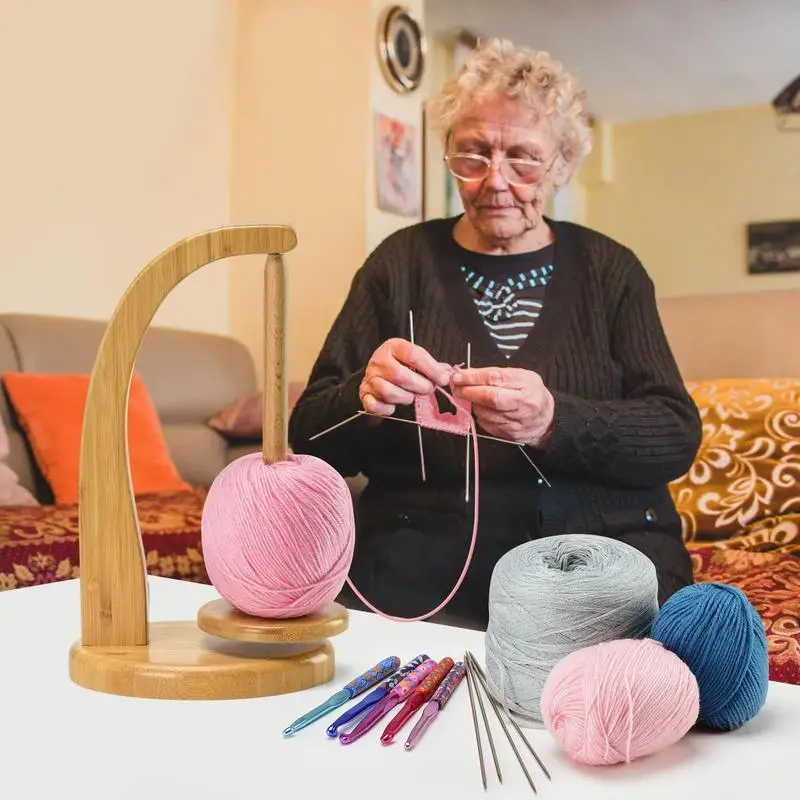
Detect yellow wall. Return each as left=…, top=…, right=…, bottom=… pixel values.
left=585, top=104, right=800, bottom=297
left=0, top=0, right=236, bottom=333
left=230, top=0, right=430, bottom=384
left=1, top=0, right=442, bottom=381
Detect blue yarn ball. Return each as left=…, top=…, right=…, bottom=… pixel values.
left=650, top=582, right=768, bottom=731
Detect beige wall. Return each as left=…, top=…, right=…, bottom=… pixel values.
left=367, top=0, right=432, bottom=252
left=0, top=0, right=236, bottom=333
left=230, top=0, right=430, bottom=384
left=584, top=104, right=800, bottom=297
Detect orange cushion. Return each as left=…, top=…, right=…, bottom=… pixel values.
left=2, top=372, right=190, bottom=505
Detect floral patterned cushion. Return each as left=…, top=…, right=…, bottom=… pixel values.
left=670, top=378, right=800, bottom=542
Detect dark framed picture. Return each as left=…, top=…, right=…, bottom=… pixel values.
left=747, top=219, right=800, bottom=274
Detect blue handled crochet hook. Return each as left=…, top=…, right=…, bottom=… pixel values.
left=282, top=656, right=400, bottom=736
left=325, top=654, right=430, bottom=737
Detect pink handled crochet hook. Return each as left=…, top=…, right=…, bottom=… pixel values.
left=405, top=662, right=466, bottom=751
left=339, top=658, right=437, bottom=745
left=380, top=657, right=454, bottom=744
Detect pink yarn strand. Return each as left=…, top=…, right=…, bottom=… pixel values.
left=344, top=386, right=481, bottom=623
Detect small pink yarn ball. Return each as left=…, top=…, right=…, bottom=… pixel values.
left=541, top=638, right=699, bottom=766
left=201, top=452, right=355, bottom=619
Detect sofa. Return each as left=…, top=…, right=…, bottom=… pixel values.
left=655, top=288, right=800, bottom=686
left=0, top=289, right=798, bottom=685
left=0, top=312, right=260, bottom=591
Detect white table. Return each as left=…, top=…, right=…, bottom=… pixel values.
left=2, top=577, right=798, bottom=799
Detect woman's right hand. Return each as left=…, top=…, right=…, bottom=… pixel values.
left=359, top=338, right=452, bottom=416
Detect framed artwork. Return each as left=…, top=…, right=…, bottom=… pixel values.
left=747, top=219, right=800, bottom=274
left=374, top=112, right=421, bottom=218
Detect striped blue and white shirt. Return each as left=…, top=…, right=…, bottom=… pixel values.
left=456, top=244, right=555, bottom=357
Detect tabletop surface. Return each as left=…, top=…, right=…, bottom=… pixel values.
left=2, top=577, right=798, bottom=800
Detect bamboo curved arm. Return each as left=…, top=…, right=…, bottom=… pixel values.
left=79, top=225, right=297, bottom=647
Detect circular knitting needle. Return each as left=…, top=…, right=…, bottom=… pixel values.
left=464, top=342, right=472, bottom=503
left=465, top=652, right=488, bottom=791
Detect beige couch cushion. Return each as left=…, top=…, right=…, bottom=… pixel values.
left=658, top=288, right=800, bottom=380
left=0, top=417, right=38, bottom=505
left=0, top=314, right=257, bottom=496
left=0, top=323, right=37, bottom=493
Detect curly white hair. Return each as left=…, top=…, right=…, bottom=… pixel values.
left=429, top=38, right=593, bottom=170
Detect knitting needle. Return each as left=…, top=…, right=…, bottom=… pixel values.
left=467, top=650, right=502, bottom=784
left=467, top=652, right=551, bottom=781
left=466, top=651, right=550, bottom=786
left=466, top=654, right=551, bottom=780
left=465, top=653, right=537, bottom=795
left=309, top=411, right=550, bottom=486
left=408, top=310, right=427, bottom=483
left=308, top=411, right=362, bottom=440
left=464, top=651, right=488, bottom=791
left=462, top=344, right=472, bottom=504
left=517, top=446, right=551, bottom=488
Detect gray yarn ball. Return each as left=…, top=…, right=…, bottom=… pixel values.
left=484, top=534, right=660, bottom=727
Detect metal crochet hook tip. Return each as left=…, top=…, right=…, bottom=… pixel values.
left=465, top=653, right=537, bottom=795
left=466, top=651, right=552, bottom=782
left=464, top=653, right=488, bottom=791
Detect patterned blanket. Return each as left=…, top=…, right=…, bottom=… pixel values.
left=1, top=488, right=797, bottom=685
left=687, top=520, right=800, bottom=686
left=0, top=489, right=209, bottom=591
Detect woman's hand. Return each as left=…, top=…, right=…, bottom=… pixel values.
left=360, top=338, right=452, bottom=416
left=452, top=366, right=555, bottom=448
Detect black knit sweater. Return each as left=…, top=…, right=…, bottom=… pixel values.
left=288, top=216, right=702, bottom=624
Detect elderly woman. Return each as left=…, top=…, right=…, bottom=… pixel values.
left=288, top=39, right=701, bottom=629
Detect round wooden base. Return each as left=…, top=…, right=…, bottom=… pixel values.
left=69, top=602, right=349, bottom=701
left=196, top=599, right=349, bottom=643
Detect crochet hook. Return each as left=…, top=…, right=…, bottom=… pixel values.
left=339, top=658, right=438, bottom=745
left=282, top=655, right=400, bottom=736
left=380, top=657, right=454, bottom=744
left=325, top=654, right=430, bottom=737
left=404, top=661, right=466, bottom=751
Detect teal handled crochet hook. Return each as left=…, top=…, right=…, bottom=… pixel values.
left=282, top=656, right=400, bottom=736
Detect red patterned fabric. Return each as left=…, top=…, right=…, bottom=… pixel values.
left=688, top=528, right=800, bottom=687
left=1, top=489, right=798, bottom=687
left=0, top=488, right=209, bottom=590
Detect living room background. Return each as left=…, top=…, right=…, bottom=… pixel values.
left=1, top=0, right=797, bottom=384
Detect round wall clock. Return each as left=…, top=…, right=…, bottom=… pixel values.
left=376, top=5, right=426, bottom=94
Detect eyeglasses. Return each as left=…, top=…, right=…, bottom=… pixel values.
left=444, top=152, right=551, bottom=187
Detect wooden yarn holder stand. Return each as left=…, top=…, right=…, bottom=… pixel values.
left=68, top=225, right=349, bottom=700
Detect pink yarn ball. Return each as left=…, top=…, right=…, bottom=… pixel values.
left=201, top=452, right=355, bottom=619
left=541, top=638, right=699, bottom=766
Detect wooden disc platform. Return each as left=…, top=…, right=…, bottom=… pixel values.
left=69, top=601, right=349, bottom=701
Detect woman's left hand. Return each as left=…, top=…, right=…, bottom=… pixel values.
left=452, top=366, right=555, bottom=448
